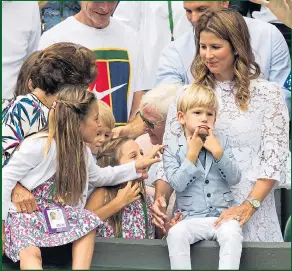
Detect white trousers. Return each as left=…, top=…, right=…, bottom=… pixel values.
left=167, top=217, right=243, bottom=270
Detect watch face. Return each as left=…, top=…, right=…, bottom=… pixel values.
left=252, top=200, right=260, bottom=208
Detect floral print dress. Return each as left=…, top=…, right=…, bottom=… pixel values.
left=4, top=176, right=101, bottom=262
left=96, top=193, right=155, bottom=239
left=2, top=94, right=49, bottom=167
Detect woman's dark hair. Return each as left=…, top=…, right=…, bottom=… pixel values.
left=30, top=42, right=97, bottom=95
left=13, top=51, right=41, bottom=97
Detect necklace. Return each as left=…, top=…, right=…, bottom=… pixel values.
left=216, top=80, right=235, bottom=94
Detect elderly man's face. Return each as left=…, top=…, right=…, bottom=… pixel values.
left=183, top=1, right=229, bottom=26
left=140, top=106, right=165, bottom=145
left=79, top=1, right=118, bottom=29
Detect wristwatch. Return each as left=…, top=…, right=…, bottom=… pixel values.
left=246, top=197, right=261, bottom=210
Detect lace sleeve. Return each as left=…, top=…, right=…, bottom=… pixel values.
left=155, top=160, right=168, bottom=183
left=160, top=86, right=186, bottom=181
left=259, top=82, right=291, bottom=189
left=163, top=87, right=185, bottom=144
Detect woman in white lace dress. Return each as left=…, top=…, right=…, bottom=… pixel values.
left=162, top=8, right=290, bottom=242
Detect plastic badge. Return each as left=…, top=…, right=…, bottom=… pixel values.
left=43, top=205, right=70, bottom=234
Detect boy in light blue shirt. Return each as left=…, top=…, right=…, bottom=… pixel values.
left=163, top=84, right=243, bottom=269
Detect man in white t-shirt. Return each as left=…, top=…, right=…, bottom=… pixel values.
left=39, top=1, right=150, bottom=125
left=2, top=1, right=41, bottom=101
left=113, top=1, right=192, bottom=88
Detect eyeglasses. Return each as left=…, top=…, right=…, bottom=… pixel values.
left=138, top=110, right=155, bottom=129
left=138, top=110, right=163, bottom=130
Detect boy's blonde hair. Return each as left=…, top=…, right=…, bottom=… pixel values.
left=98, top=100, right=115, bottom=129
left=177, top=83, right=219, bottom=115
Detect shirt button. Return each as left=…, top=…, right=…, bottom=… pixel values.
left=207, top=193, right=211, bottom=197
left=205, top=180, right=209, bottom=184
left=223, top=175, right=226, bottom=178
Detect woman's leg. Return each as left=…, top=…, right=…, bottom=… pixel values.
left=19, top=246, right=42, bottom=270
left=72, top=230, right=96, bottom=269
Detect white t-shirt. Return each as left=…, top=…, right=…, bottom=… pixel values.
left=39, top=16, right=149, bottom=125
left=2, top=1, right=41, bottom=100
left=114, top=1, right=192, bottom=88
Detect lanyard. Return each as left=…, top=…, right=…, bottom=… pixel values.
left=119, top=198, right=149, bottom=239
left=47, top=181, right=65, bottom=205
left=168, top=1, right=174, bottom=41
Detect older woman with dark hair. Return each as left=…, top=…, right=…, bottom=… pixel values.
left=154, top=8, right=290, bottom=243
left=2, top=42, right=97, bottom=215
left=2, top=42, right=97, bottom=167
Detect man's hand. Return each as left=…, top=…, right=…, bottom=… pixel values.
left=152, top=196, right=168, bottom=233
left=250, top=0, right=292, bottom=28
left=11, top=183, right=38, bottom=213
left=112, top=125, right=132, bottom=139
left=203, top=129, right=223, bottom=160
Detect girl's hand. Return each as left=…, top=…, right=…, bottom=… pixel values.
left=135, top=145, right=163, bottom=178
left=11, top=184, right=38, bottom=213
left=117, top=181, right=141, bottom=207
left=214, top=201, right=255, bottom=229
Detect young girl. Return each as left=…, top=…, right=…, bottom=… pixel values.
left=86, top=137, right=155, bottom=239
left=2, top=85, right=162, bottom=269
left=87, top=100, right=115, bottom=157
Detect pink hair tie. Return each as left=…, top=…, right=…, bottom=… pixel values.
left=51, top=100, right=59, bottom=110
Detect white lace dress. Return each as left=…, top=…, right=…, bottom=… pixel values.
left=162, top=78, right=290, bottom=242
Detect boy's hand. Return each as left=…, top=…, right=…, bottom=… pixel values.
left=169, top=211, right=183, bottom=227
left=203, top=129, right=223, bottom=160
left=186, top=127, right=203, bottom=163
left=164, top=211, right=183, bottom=234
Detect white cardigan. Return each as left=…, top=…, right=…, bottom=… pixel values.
left=2, top=137, right=140, bottom=220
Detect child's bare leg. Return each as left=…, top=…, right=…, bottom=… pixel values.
left=19, top=246, right=42, bottom=270
left=72, top=230, right=96, bottom=269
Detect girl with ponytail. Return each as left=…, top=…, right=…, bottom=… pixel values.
left=2, top=85, right=162, bottom=269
